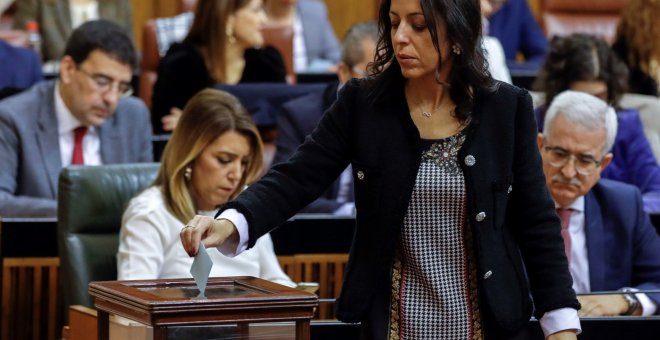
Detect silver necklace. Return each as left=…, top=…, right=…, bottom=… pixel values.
left=420, top=104, right=445, bottom=118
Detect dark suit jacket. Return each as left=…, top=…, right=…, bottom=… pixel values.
left=273, top=82, right=347, bottom=213
left=221, top=78, right=579, bottom=330
left=13, top=0, right=134, bottom=61
left=488, top=0, right=548, bottom=70
left=0, top=81, right=153, bottom=217
left=0, top=40, right=43, bottom=91
left=585, top=179, right=660, bottom=306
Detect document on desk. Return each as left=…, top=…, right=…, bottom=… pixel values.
left=190, top=242, right=212, bottom=298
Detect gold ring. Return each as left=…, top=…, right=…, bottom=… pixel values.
left=181, top=225, right=192, bottom=232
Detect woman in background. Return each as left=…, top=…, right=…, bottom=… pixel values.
left=534, top=33, right=660, bottom=198
left=612, top=0, right=660, bottom=96
left=151, top=0, right=286, bottom=134
left=118, top=88, right=293, bottom=287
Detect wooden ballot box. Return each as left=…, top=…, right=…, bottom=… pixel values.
left=88, top=276, right=318, bottom=340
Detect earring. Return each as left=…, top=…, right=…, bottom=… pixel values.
left=184, top=166, right=192, bottom=181
left=452, top=44, right=461, bottom=55
left=227, top=28, right=236, bottom=45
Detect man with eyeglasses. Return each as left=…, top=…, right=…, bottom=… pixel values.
left=272, top=21, right=377, bottom=214
left=537, top=90, right=660, bottom=317
left=0, top=20, right=152, bottom=217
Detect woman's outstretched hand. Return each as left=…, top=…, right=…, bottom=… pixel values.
left=180, top=215, right=238, bottom=256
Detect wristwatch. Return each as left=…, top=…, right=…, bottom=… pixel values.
left=620, top=287, right=640, bottom=315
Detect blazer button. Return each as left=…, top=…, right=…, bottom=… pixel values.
left=475, top=211, right=486, bottom=222
left=357, top=171, right=365, bottom=180
left=464, top=155, right=476, bottom=166
left=484, top=270, right=493, bottom=279
left=507, top=185, right=512, bottom=194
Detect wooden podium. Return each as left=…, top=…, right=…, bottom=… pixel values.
left=88, top=276, right=318, bottom=340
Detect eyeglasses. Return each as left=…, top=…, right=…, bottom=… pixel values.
left=76, top=67, right=133, bottom=97
left=543, top=145, right=603, bottom=176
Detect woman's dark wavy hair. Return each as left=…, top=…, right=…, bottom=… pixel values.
left=368, top=0, right=495, bottom=123
left=533, top=33, right=629, bottom=109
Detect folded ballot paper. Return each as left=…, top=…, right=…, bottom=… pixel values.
left=190, top=242, right=212, bottom=298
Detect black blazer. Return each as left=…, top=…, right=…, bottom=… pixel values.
left=222, top=78, right=579, bottom=330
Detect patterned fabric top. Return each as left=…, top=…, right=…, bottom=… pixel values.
left=389, top=131, right=482, bottom=339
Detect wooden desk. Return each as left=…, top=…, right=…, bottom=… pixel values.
left=89, top=276, right=318, bottom=340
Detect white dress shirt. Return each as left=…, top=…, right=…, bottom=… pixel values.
left=292, top=14, right=308, bottom=73
left=54, top=83, right=102, bottom=167
left=118, top=187, right=295, bottom=287
left=69, top=1, right=99, bottom=29
left=559, top=197, right=657, bottom=315
left=482, top=36, right=512, bottom=84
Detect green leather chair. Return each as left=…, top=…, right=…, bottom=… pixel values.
left=57, top=163, right=160, bottom=319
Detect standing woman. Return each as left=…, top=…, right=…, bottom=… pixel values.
left=182, top=0, right=581, bottom=338
left=151, top=0, right=287, bottom=134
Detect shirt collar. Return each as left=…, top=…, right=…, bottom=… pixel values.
left=55, top=81, right=84, bottom=136
left=555, top=195, right=585, bottom=213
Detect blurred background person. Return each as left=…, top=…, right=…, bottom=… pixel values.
left=118, top=88, right=294, bottom=287
left=264, top=0, right=340, bottom=73
left=612, top=0, right=660, bottom=96
left=151, top=0, right=287, bottom=134
left=0, top=39, right=43, bottom=96
left=487, top=0, right=548, bottom=71
left=480, top=0, right=511, bottom=84
left=14, top=0, right=133, bottom=62
left=534, top=33, right=660, bottom=209
left=273, top=21, right=377, bottom=214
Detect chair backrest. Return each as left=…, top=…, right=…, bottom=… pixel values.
left=178, top=0, right=197, bottom=12
left=57, top=163, right=160, bottom=314
left=139, top=19, right=159, bottom=111
left=541, top=0, right=630, bottom=43
left=261, top=25, right=296, bottom=84
left=278, top=253, right=349, bottom=319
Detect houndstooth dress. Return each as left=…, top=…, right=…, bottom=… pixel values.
left=389, top=131, right=483, bottom=340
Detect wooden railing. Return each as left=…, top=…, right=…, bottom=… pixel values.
left=1, top=257, right=59, bottom=340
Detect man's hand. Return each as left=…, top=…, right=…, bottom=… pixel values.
left=180, top=215, right=238, bottom=256
left=577, top=294, right=631, bottom=316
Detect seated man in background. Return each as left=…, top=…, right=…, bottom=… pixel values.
left=0, top=20, right=153, bottom=217
left=488, top=0, right=548, bottom=71
left=272, top=21, right=377, bottom=214
left=0, top=39, right=43, bottom=95
left=264, top=0, right=340, bottom=73
left=538, top=90, right=660, bottom=316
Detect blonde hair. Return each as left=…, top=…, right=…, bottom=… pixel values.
left=616, top=0, right=660, bottom=76
left=184, top=0, right=253, bottom=83
left=155, top=89, right=263, bottom=223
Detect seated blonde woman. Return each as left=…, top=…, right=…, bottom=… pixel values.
left=117, top=89, right=293, bottom=287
